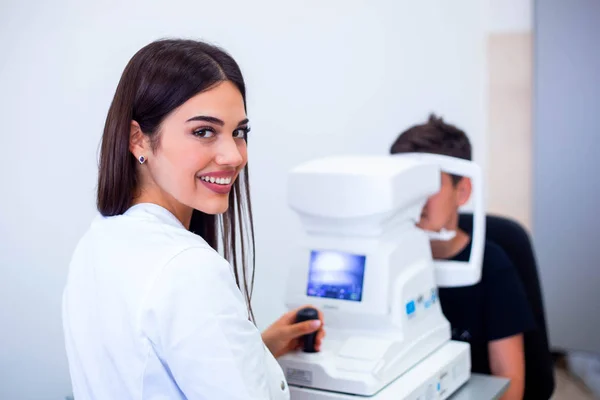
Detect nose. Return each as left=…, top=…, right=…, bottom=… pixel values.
left=215, top=135, right=244, bottom=167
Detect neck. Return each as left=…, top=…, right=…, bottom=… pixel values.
left=133, top=187, right=193, bottom=229
left=430, top=228, right=470, bottom=260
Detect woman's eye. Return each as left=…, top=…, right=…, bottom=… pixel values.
left=234, top=127, right=250, bottom=139
left=192, top=128, right=216, bottom=138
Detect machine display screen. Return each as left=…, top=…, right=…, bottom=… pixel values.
left=306, top=250, right=366, bottom=302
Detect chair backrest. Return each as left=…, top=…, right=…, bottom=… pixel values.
left=458, top=213, right=555, bottom=400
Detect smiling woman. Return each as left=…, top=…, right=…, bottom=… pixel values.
left=61, top=39, right=324, bottom=399
left=128, top=81, right=250, bottom=218
left=96, top=39, right=255, bottom=319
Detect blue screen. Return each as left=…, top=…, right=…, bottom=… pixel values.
left=306, top=250, right=366, bottom=302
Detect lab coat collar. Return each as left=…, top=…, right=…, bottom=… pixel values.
left=124, top=203, right=186, bottom=230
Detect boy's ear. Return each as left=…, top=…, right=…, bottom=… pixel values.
left=456, top=177, right=472, bottom=207
left=129, top=121, right=148, bottom=159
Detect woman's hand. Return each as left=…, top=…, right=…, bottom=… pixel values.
left=261, top=305, right=326, bottom=359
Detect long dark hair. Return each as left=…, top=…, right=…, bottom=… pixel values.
left=97, top=39, right=256, bottom=319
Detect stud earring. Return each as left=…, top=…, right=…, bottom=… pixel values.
left=138, top=155, right=146, bottom=164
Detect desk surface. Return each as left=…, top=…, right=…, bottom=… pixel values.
left=450, top=373, right=510, bottom=400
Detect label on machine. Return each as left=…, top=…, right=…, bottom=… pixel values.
left=285, top=368, right=313, bottom=385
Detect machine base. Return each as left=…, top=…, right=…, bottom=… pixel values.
left=288, top=340, right=470, bottom=400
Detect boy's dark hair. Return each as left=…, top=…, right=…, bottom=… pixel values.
left=390, top=113, right=472, bottom=185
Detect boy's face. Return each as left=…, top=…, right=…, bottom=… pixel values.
left=417, top=172, right=472, bottom=232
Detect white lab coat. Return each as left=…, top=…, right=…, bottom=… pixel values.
left=62, top=203, right=289, bottom=400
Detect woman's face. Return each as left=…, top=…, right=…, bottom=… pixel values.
left=134, top=80, right=249, bottom=220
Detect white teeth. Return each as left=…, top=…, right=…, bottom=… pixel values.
left=200, top=176, right=232, bottom=185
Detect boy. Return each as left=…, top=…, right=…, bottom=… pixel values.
left=390, top=114, right=535, bottom=400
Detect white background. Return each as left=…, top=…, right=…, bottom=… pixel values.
left=487, top=0, right=532, bottom=33
left=0, top=1, right=486, bottom=398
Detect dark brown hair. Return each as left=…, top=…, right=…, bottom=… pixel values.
left=97, top=38, right=256, bottom=319
left=390, top=113, right=472, bottom=184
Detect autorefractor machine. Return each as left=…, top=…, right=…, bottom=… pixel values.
left=278, top=153, right=485, bottom=400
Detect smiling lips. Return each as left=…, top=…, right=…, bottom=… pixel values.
left=197, top=171, right=236, bottom=194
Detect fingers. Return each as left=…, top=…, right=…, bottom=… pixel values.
left=280, top=305, right=326, bottom=350
left=289, top=304, right=325, bottom=325
left=285, top=318, right=322, bottom=339
left=314, top=327, right=326, bottom=351
left=279, top=304, right=314, bottom=324
left=315, top=307, right=325, bottom=326
left=316, top=327, right=326, bottom=342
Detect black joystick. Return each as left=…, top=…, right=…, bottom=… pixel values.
left=295, top=307, right=320, bottom=353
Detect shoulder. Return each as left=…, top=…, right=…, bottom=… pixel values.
left=479, top=240, right=526, bottom=297
left=161, top=245, right=233, bottom=284
left=146, top=245, right=241, bottom=313
left=69, top=209, right=223, bottom=294
left=479, top=239, right=522, bottom=296
left=90, top=207, right=215, bottom=260
left=481, top=240, right=514, bottom=276
left=479, top=239, right=536, bottom=339
left=142, top=245, right=247, bottom=332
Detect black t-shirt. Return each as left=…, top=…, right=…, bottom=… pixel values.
left=438, top=239, right=536, bottom=374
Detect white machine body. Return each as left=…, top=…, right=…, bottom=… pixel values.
left=278, top=154, right=485, bottom=399
left=289, top=341, right=471, bottom=400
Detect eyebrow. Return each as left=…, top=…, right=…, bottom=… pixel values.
left=186, top=115, right=249, bottom=127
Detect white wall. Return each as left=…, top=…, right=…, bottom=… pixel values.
left=0, top=1, right=486, bottom=398
left=487, top=0, right=532, bottom=33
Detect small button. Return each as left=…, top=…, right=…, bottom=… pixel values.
left=406, top=300, right=416, bottom=315
left=281, top=380, right=286, bottom=391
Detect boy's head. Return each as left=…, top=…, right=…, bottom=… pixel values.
left=390, top=114, right=473, bottom=233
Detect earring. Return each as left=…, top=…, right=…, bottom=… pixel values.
left=138, top=155, right=146, bottom=164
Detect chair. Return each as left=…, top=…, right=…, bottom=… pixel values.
left=458, top=213, right=555, bottom=400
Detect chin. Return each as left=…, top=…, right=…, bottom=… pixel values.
left=417, top=222, right=441, bottom=232
left=194, top=198, right=230, bottom=215
left=416, top=220, right=429, bottom=230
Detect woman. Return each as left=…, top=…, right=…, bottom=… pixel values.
left=62, top=38, right=324, bottom=399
